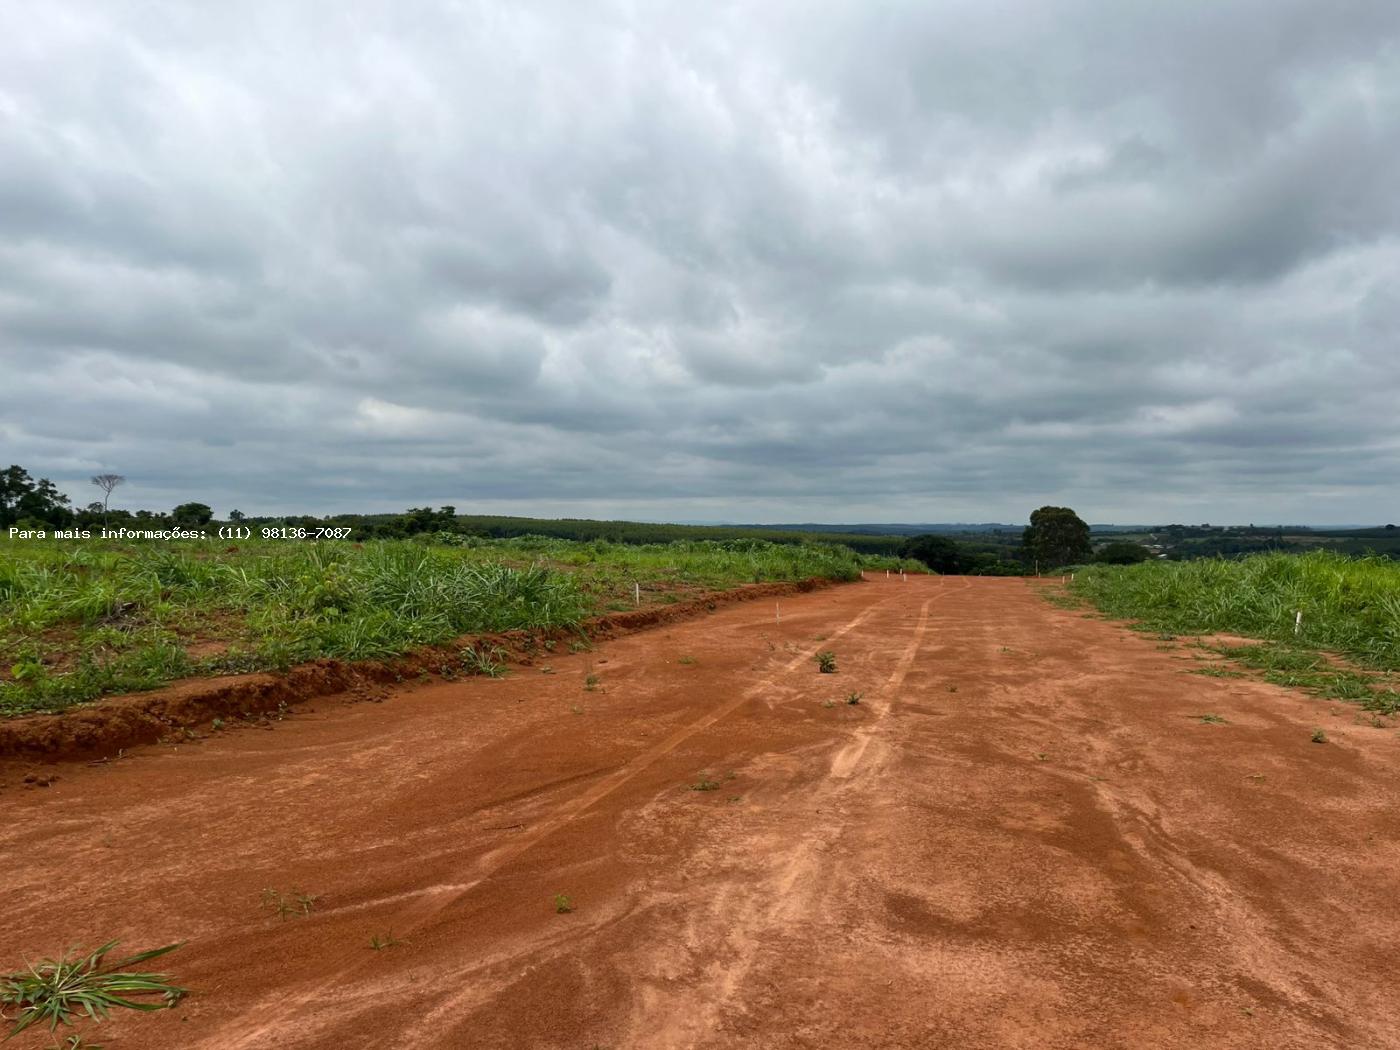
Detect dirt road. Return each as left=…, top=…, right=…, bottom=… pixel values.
left=4, top=577, right=1398, bottom=1049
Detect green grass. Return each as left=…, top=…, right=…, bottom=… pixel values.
left=1, top=536, right=910, bottom=717
left=1069, top=551, right=1400, bottom=669
left=1, top=941, right=185, bottom=1041
left=1071, top=552, right=1400, bottom=714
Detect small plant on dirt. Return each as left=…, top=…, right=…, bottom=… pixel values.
left=815, top=651, right=837, bottom=674
left=946, top=684, right=958, bottom=693
left=570, top=703, right=584, bottom=715
left=1311, top=728, right=1328, bottom=744
left=260, top=888, right=319, bottom=921
left=459, top=645, right=508, bottom=678
left=690, top=775, right=722, bottom=791
left=553, top=894, right=574, bottom=914
left=1190, top=667, right=1246, bottom=679
left=1, top=940, right=186, bottom=1042
left=845, top=692, right=862, bottom=705
left=677, top=655, right=696, bottom=665
left=1196, top=713, right=1228, bottom=725
left=367, top=932, right=404, bottom=951
left=584, top=673, right=600, bottom=692
left=539, top=665, right=555, bottom=675
left=822, top=699, right=835, bottom=709
left=210, top=718, right=225, bottom=732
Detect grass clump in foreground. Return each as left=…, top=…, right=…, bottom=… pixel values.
left=1070, top=551, right=1400, bottom=714
left=0, top=537, right=910, bottom=717
left=1, top=940, right=185, bottom=1042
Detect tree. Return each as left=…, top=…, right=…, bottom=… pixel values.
left=1095, top=541, right=1152, bottom=565
left=90, top=474, right=125, bottom=527
left=0, top=465, right=32, bottom=526
left=1022, top=506, right=1092, bottom=569
left=171, top=502, right=214, bottom=527
left=229, top=509, right=246, bottom=522
left=901, top=534, right=969, bottom=574
left=1, top=465, right=72, bottom=527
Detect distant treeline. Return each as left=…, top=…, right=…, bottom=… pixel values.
left=6, top=462, right=1395, bottom=567
left=304, top=508, right=913, bottom=556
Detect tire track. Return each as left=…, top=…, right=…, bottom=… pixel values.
left=206, top=583, right=909, bottom=1050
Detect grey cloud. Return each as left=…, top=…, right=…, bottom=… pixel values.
left=1, top=1, right=1397, bottom=525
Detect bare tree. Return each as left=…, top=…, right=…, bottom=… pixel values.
left=90, top=473, right=125, bottom=526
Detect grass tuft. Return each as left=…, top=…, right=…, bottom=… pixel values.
left=1, top=941, right=185, bottom=1040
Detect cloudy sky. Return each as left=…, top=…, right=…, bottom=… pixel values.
left=2, top=1, right=1397, bottom=524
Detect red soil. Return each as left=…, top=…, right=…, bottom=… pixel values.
left=3, top=576, right=1397, bottom=1049
left=0, top=579, right=828, bottom=761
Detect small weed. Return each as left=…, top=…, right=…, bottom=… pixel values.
left=946, top=684, right=958, bottom=693
left=368, top=932, right=404, bottom=951
left=1034, top=752, right=1049, bottom=762
left=821, top=699, right=835, bottom=709
left=570, top=703, right=584, bottom=715
left=539, top=665, right=555, bottom=675
left=459, top=645, right=507, bottom=678
left=1, top=940, right=186, bottom=1041
left=1196, top=713, right=1228, bottom=725
left=1310, top=728, right=1328, bottom=744
left=690, top=775, right=722, bottom=791
left=815, top=651, right=837, bottom=674
left=211, top=718, right=225, bottom=731
left=677, top=655, right=696, bottom=665
left=845, top=692, right=862, bottom=705
left=553, top=894, right=574, bottom=914
left=584, top=673, right=600, bottom=692
left=261, top=888, right=319, bottom=921
left=1189, top=667, right=1246, bottom=679
left=568, top=639, right=592, bottom=654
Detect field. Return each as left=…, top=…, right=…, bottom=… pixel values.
left=1069, top=551, right=1400, bottom=715
left=0, top=537, right=915, bottom=717
left=4, top=565, right=1399, bottom=1048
